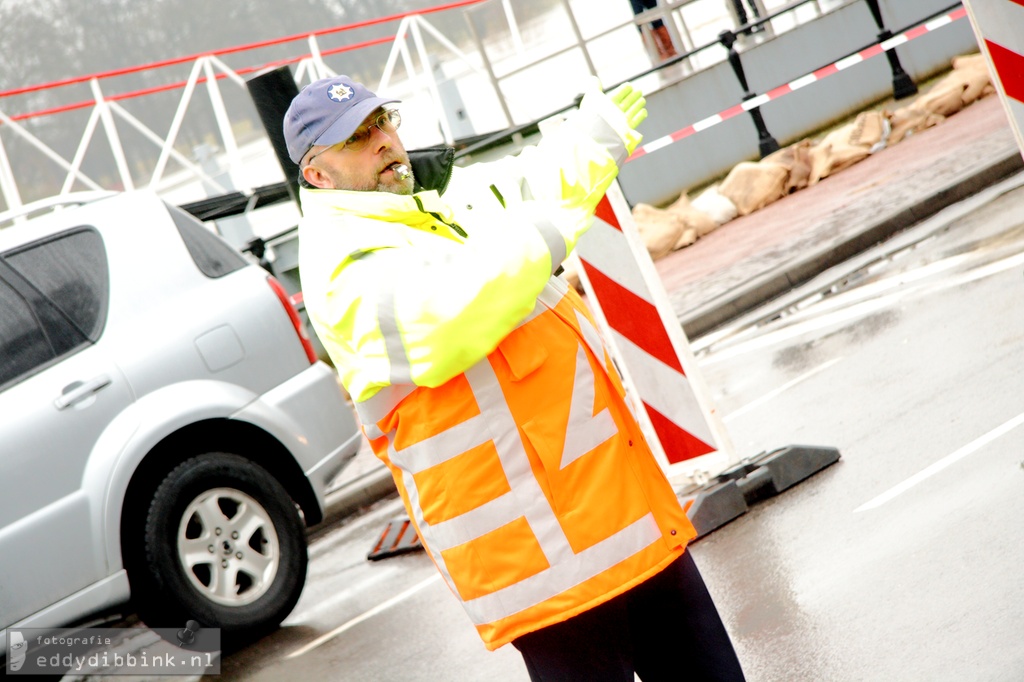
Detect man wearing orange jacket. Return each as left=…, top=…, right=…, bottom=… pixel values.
left=284, top=73, right=745, bottom=681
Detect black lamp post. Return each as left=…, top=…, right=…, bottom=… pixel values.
left=719, top=29, right=780, bottom=158
left=864, top=0, right=918, bottom=99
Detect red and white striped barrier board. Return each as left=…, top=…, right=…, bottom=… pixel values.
left=628, top=7, right=968, bottom=161
left=574, top=181, right=735, bottom=481
left=963, top=0, right=1024, bottom=159
left=573, top=7, right=968, bottom=480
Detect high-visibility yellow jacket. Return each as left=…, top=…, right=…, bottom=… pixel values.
left=298, top=100, right=696, bottom=650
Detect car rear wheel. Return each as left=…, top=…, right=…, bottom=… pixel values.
left=137, top=453, right=308, bottom=640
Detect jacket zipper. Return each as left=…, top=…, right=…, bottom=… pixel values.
left=413, top=196, right=468, bottom=238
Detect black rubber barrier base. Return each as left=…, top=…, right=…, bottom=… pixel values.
left=686, top=445, right=841, bottom=539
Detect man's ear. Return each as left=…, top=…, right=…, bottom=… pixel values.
left=302, top=163, right=333, bottom=189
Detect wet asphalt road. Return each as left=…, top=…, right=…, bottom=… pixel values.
left=690, top=174, right=1024, bottom=681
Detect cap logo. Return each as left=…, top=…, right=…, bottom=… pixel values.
left=327, top=83, right=354, bottom=103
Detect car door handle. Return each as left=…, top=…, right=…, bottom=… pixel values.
left=55, top=374, right=112, bottom=410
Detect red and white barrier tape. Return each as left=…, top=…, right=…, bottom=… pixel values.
left=627, top=7, right=968, bottom=161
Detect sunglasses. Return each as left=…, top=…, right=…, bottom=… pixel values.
left=305, top=109, right=402, bottom=165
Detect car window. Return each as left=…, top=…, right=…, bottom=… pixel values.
left=166, top=203, right=247, bottom=278
left=0, top=277, right=55, bottom=387
left=4, top=228, right=108, bottom=342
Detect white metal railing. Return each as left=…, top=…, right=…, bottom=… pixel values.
left=0, top=0, right=844, bottom=218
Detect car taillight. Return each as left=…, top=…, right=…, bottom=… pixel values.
left=267, top=276, right=318, bottom=365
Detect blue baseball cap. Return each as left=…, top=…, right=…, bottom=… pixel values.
left=283, top=75, right=400, bottom=164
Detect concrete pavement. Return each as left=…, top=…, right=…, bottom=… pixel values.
left=317, top=92, right=1024, bottom=530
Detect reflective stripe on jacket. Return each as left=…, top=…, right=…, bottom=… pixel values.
left=358, top=276, right=695, bottom=649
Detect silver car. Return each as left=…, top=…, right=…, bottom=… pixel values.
left=0, top=191, right=360, bottom=646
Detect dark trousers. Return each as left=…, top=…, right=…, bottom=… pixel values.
left=512, top=552, right=746, bottom=681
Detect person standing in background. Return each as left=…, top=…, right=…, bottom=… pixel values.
left=630, top=0, right=679, bottom=62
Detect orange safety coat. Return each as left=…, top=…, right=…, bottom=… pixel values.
left=300, top=83, right=695, bottom=649
left=357, top=274, right=697, bottom=650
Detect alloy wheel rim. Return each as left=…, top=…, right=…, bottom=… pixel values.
left=176, top=487, right=280, bottom=606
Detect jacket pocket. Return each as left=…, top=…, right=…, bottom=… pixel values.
left=495, top=324, right=548, bottom=381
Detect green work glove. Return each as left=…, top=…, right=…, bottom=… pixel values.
left=609, top=82, right=648, bottom=131
left=577, top=78, right=646, bottom=156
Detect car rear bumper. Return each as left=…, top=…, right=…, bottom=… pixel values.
left=236, top=361, right=362, bottom=514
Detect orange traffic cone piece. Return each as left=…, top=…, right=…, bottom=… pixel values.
left=367, top=516, right=423, bottom=561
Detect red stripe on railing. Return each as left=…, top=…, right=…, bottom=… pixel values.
left=812, top=63, right=839, bottom=80
left=718, top=103, right=745, bottom=121
left=902, top=25, right=930, bottom=41
left=0, top=0, right=485, bottom=100
left=671, top=126, right=695, bottom=142
left=765, top=83, right=792, bottom=100
left=6, top=34, right=396, bottom=123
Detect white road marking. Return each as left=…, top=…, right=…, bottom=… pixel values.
left=285, top=573, right=442, bottom=659
left=723, top=358, right=843, bottom=422
left=284, top=565, right=400, bottom=625
left=854, top=412, right=1024, bottom=512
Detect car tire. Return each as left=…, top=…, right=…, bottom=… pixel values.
left=138, top=452, right=308, bottom=640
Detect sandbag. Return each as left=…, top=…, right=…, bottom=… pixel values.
left=808, top=110, right=888, bottom=185
left=887, top=106, right=945, bottom=145
left=909, top=51, right=993, bottom=119
left=690, top=184, right=738, bottom=226
left=762, top=139, right=813, bottom=194
left=666, top=192, right=719, bottom=241
left=717, top=161, right=789, bottom=216
left=949, top=52, right=994, bottom=106
left=913, top=82, right=966, bottom=117
left=631, top=203, right=685, bottom=260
